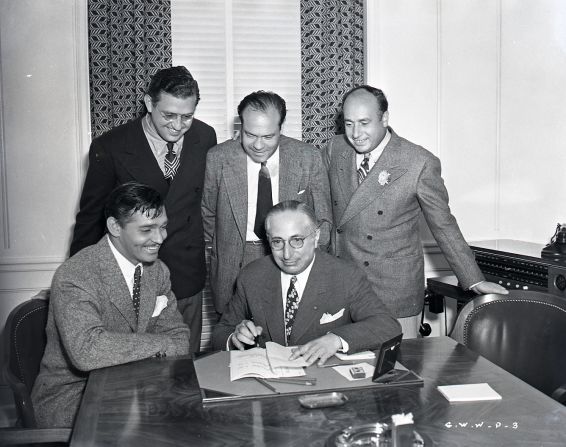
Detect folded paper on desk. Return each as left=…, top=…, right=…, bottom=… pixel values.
left=437, top=383, right=502, bottom=402
left=230, top=342, right=308, bottom=381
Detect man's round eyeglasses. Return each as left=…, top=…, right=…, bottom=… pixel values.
left=269, top=227, right=318, bottom=251
left=155, top=105, right=194, bottom=123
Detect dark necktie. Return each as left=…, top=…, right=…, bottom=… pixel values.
left=284, top=276, right=299, bottom=345
left=164, top=142, right=180, bottom=181
left=132, top=265, right=141, bottom=320
left=357, top=154, right=371, bottom=184
left=254, top=162, right=272, bottom=240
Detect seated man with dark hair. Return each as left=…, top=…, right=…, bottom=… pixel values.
left=32, top=182, right=189, bottom=428
left=212, top=200, right=401, bottom=366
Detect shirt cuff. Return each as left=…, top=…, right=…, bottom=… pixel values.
left=468, top=280, right=485, bottom=291
left=338, top=335, right=349, bottom=353
left=226, top=333, right=235, bottom=351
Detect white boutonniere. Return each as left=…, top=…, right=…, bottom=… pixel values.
left=378, top=170, right=391, bottom=186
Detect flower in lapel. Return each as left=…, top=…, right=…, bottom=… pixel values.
left=377, top=170, right=391, bottom=186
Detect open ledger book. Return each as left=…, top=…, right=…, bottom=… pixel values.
left=230, top=342, right=309, bottom=381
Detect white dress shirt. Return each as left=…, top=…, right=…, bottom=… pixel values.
left=107, top=235, right=143, bottom=298
left=245, top=148, right=280, bottom=241
left=355, top=130, right=391, bottom=171
left=142, top=114, right=184, bottom=174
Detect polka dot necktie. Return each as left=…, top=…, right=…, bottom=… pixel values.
left=284, top=276, right=299, bottom=345
left=132, top=265, right=142, bottom=320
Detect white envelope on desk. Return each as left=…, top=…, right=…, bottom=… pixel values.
left=152, top=295, right=168, bottom=317
left=320, top=308, right=344, bottom=324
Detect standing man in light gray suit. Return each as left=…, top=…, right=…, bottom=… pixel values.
left=212, top=201, right=401, bottom=365
left=324, top=85, right=507, bottom=337
left=32, top=183, right=189, bottom=428
left=202, top=91, right=332, bottom=315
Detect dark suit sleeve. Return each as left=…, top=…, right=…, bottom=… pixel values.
left=201, top=147, right=219, bottom=243
left=70, top=138, right=117, bottom=256
left=211, top=275, right=252, bottom=350
left=330, top=268, right=402, bottom=353
left=416, top=155, right=484, bottom=289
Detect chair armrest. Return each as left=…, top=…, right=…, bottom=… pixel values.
left=551, top=385, right=566, bottom=404
left=0, top=427, right=71, bottom=445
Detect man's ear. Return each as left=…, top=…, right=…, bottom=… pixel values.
left=143, top=94, right=154, bottom=113
left=106, top=217, right=122, bottom=238
left=314, top=228, right=321, bottom=247
left=381, top=110, right=389, bottom=127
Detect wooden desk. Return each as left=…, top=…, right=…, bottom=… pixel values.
left=70, top=337, right=566, bottom=446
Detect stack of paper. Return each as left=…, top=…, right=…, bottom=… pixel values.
left=437, top=383, right=502, bottom=402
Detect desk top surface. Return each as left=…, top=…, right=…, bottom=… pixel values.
left=71, top=336, right=566, bottom=447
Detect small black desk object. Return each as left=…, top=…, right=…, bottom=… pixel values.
left=70, top=337, right=566, bottom=446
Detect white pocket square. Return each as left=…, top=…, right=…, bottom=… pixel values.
left=152, top=295, right=168, bottom=317
left=297, top=189, right=305, bottom=195
left=320, top=308, right=344, bottom=324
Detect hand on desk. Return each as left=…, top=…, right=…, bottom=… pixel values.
left=231, top=320, right=263, bottom=350
left=471, top=281, right=509, bottom=295
left=289, top=333, right=342, bottom=367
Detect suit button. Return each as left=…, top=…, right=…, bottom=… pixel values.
left=239, top=262, right=242, bottom=268
left=367, top=235, right=373, bottom=240
left=377, top=210, right=383, bottom=215
left=364, top=261, right=369, bottom=266
left=337, top=228, right=343, bottom=234
left=334, top=200, right=338, bottom=206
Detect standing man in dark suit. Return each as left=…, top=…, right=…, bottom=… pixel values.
left=324, top=85, right=507, bottom=337
left=212, top=200, right=401, bottom=365
left=32, top=183, right=189, bottom=428
left=202, top=91, right=331, bottom=315
left=70, top=66, right=217, bottom=353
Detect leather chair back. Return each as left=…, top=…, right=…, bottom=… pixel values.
left=3, top=297, right=49, bottom=427
left=451, top=290, right=566, bottom=398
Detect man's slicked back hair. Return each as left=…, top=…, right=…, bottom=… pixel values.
left=146, top=66, right=200, bottom=105
left=237, top=90, right=287, bottom=128
left=104, top=182, right=165, bottom=227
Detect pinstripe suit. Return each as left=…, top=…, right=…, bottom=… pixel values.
left=202, top=136, right=332, bottom=314
left=212, top=250, right=402, bottom=352
left=324, top=130, right=484, bottom=318
left=31, top=237, right=189, bottom=428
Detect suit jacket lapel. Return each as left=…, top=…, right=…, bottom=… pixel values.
left=288, top=255, right=328, bottom=344
left=120, top=118, right=170, bottom=195
left=167, top=124, right=202, bottom=196
left=278, top=137, right=303, bottom=200
left=339, top=141, right=407, bottom=226
left=224, top=145, right=249, bottom=242
left=98, top=238, right=138, bottom=332
left=136, top=264, right=157, bottom=333
left=259, top=261, right=286, bottom=345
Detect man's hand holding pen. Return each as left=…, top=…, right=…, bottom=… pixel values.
left=231, top=319, right=263, bottom=350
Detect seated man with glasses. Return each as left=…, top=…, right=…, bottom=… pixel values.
left=212, top=200, right=401, bottom=366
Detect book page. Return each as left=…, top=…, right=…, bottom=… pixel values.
left=229, top=347, right=305, bottom=381
left=265, top=342, right=309, bottom=368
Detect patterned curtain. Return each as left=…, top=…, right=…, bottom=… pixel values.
left=300, top=0, right=364, bottom=149
left=88, top=0, right=172, bottom=138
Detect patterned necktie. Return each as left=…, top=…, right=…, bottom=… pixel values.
left=284, top=276, right=299, bottom=345
left=132, top=265, right=142, bottom=320
left=357, top=154, right=371, bottom=184
left=254, top=162, right=273, bottom=240
left=164, top=142, right=180, bottom=181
